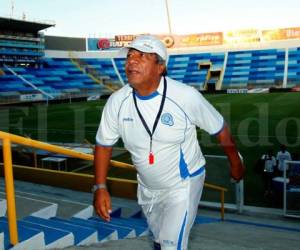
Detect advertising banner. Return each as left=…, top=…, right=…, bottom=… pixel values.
left=87, top=26, right=300, bottom=51
left=20, top=94, right=44, bottom=101
left=224, top=29, right=260, bottom=44
left=262, top=27, right=300, bottom=41
left=87, top=37, right=133, bottom=51
left=174, top=32, right=223, bottom=47
left=88, top=33, right=223, bottom=51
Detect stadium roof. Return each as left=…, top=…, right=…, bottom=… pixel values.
left=0, top=16, right=54, bottom=33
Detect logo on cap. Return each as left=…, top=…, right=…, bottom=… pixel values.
left=143, top=43, right=154, bottom=49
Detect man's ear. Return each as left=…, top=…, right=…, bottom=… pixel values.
left=158, top=64, right=166, bottom=75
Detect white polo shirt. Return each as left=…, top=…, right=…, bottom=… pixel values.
left=276, top=150, right=292, bottom=171
left=96, top=76, right=224, bottom=190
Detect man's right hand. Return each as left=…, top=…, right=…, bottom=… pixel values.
left=93, top=188, right=112, bottom=221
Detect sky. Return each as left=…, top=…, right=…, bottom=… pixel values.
left=1, top=0, right=300, bottom=38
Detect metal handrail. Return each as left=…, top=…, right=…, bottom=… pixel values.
left=0, top=130, right=132, bottom=246
left=0, top=130, right=227, bottom=246
left=204, top=183, right=227, bottom=220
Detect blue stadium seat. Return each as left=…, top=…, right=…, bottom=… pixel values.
left=287, top=47, right=300, bottom=87
left=223, top=49, right=285, bottom=88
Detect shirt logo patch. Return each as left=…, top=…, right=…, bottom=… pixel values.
left=123, top=117, right=133, bottom=122
left=161, top=113, right=174, bottom=126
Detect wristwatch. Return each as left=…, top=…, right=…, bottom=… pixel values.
left=91, top=183, right=107, bottom=193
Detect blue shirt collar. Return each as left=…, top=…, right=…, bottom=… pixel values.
left=134, top=77, right=164, bottom=100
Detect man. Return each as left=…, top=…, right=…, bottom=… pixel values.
left=276, top=144, right=291, bottom=176
left=93, top=35, right=245, bottom=250
left=261, top=149, right=276, bottom=195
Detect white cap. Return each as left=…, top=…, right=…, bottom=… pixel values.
left=119, top=35, right=167, bottom=61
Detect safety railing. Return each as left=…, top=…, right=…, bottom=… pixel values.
left=204, top=183, right=227, bottom=220
left=0, top=131, right=132, bottom=246
left=0, top=130, right=227, bottom=246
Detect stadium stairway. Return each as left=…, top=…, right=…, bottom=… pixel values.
left=0, top=200, right=149, bottom=250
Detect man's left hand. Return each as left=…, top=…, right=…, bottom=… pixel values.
left=230, top=160, right=245, bottom=182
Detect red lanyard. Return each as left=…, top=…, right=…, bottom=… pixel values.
left=133, top=77, right=167, bottom=165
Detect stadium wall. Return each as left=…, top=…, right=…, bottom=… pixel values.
left=44, top=38, right=300, bottom=62
left=45, top=50, right=118, bottom=58
left=45, top=35, right=86, bottom=51
left=44, top=35, right=300, bottom=56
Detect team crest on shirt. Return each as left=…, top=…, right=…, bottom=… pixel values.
left=161, top=113, right=174, bottom=126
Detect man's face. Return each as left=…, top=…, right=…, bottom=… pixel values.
left=125, top=49, right=164, bottom=88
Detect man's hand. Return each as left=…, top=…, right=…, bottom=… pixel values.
left=93, top=145, right=113, bottom=221
left=93, top=188, right=112, bottom=221
left=230, top=159, right=245, bottom=182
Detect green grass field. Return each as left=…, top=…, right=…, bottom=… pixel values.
left=2, top=92, right=300, bottom=206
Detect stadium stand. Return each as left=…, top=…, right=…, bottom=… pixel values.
left=0, top=16, right=53, bottom=67
left=1, top=15, right=300, bottom=104
left=2, top=47, right=300, bottom=104
left=0, top=15, right=123, bottom=104
left=287, top=47, right=300, bottom=88
left=41, top=58, right=102, bottom=92
left=0, top=59, right=103, bottom=99
left=223, top=49, right=286, bottom=89
left=114, top=58, right=127, bottom=83
left=167, top=52, right=225, bottom=89
left=81, top=58, right=120, bottom=84
left=114, top=48, right=298, bottom=90
left=2, top=47, right=299, bottom=104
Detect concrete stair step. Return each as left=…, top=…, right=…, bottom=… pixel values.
left=0, top=218, right=44, bottom=250
left=0, top=232, right=4, bottom=250
left=111, top=215, right=148, bottom=227
left=89, top=217, right=149, bottom=236
left=72, top=206, right=141, bottom=237
left=22, top=216, right=97, bottom=246
left=16, top=219, right=73, bottom=249
left=51, top=217, right=117, bottom=242
left=0, top=180, right=149, bottom=249
left=0, top=201, right=6, bottom=218
left=69, top=217, right=135, bottom=239
left=0, top=216, right=74, bottom=249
